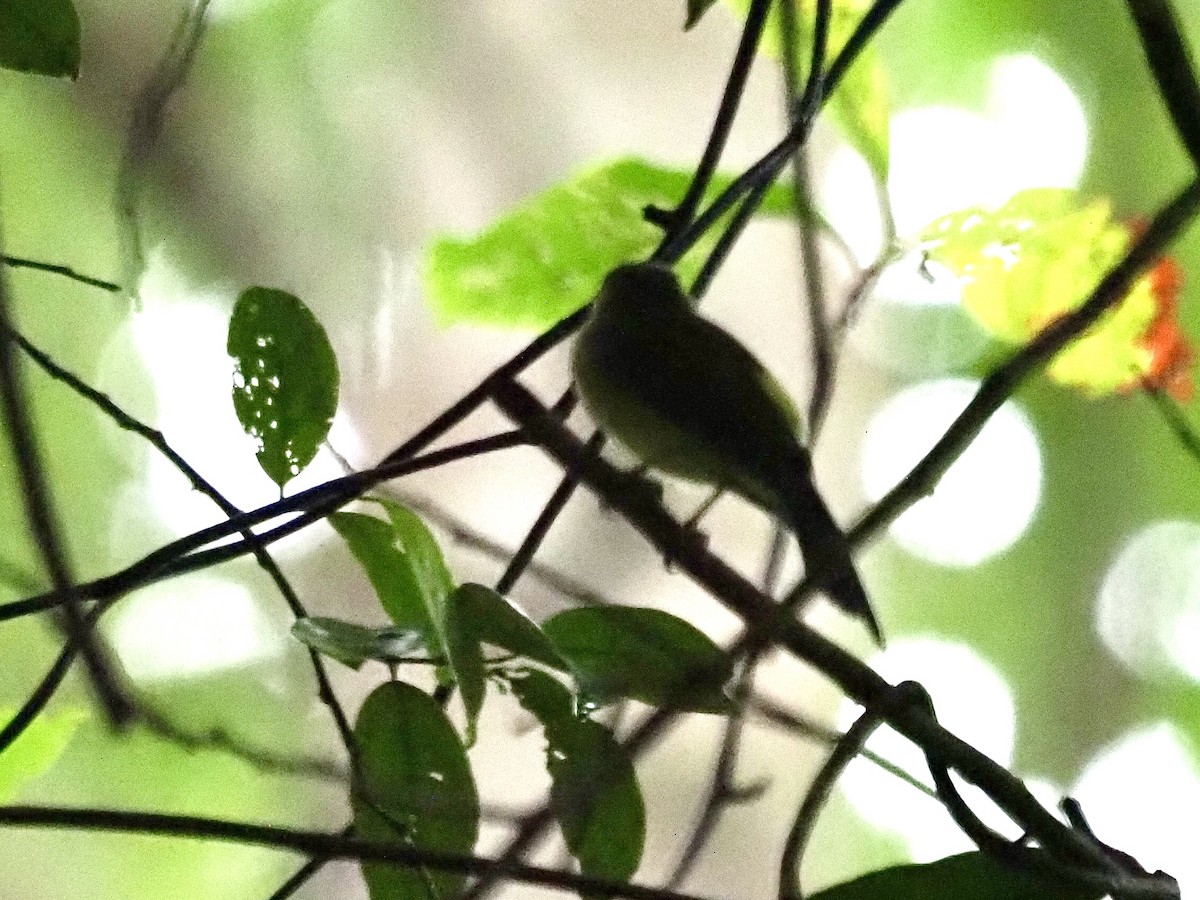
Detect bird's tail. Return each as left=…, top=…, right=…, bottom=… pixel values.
left=778, top=468, right=882, bottom=644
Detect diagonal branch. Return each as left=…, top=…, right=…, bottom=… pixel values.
left=0, top=804, right=711, bottom=900
left=487, top=378, right=1161, bottom=897
left=8, top=327, right=357, bottom=759
left=0, top=241, right=132, bottom=727
left=1124, top=0, right=1200, bottom=170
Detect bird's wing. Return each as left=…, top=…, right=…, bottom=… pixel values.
left=599, top=307, right=807, bottom=491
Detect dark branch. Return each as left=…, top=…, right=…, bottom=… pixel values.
left=0, top=243, right=132, bottom=726
left=779, top=701, right=885, bottom=900
left=1124, top=0, right=1200, bottom=169
left=0, top=804, right=712, bottom=900
left=10, top=327, right=358, bottom=758
left=1, top=255, right=120, bottom=293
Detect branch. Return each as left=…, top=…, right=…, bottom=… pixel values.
left=844, top=176, right=1200, bottom=553
left=648, top=0, right=774, bottom=241
left=0, top=805, right=712, bottom=900
left=0, top=238, right=132, bottom=726
left=487, top=378, right=1166, bottom=898
left=779, top=702, right=886, bottom=900
left=1124, top=0, right=1200, bottom=169
left=1, top=432, right=529, bottom=623
left=1, top=255, right=120, bottom=293
left=776, top=0, right=837, bottom=439
left=383, top=488, right=617, bottom=608
left=665, top=0, right=910, bottom=263
left=667, top=528, right=787, bottom=889
left=1147, top=387, right=1200, bottom=463
left=9, top=327, right=358, bottom=757
left=116, top=0, right=213, bottom=300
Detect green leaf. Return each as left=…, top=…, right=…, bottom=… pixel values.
left=808, top=851, right=1105, bottom=900
left=423, top=157, right=804, bottom=331
left=329, top=512, right=438, bottom=640
left=228, top=287, right=339, bottom=489
left=290, top=617, right=425, bottom=670
left=508, top=669, right=645, bottom=887
left=542, top=607, right=733, bottom=713
left=353, top=682, right=480, bottom=900
left=0, top=707, right=86, bottom=801
left=723, top=0, right=891, bottom=182
left=332, top=501, right=487, bottom=740
left=452, top=583, right=567, bottom=670
left=371, top=500, right=486, bottom=738
left=0, top=0, right=81, bottom=79
left=685, top=0, right=721, bottom=28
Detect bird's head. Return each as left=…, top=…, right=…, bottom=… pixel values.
left=594, top=262, right=692, bottom=319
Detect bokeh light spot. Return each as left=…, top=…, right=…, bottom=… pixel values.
left=109, top=577, right=284, bottom=682
left=889, top=55, right=1087, bottom=236
left=861, top=379, right=1042, bottom=567
left=1096, top=521, right=1200, bottom=683
left=848, top=253, right=992, bottom=378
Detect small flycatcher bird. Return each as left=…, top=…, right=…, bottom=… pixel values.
left=571, top=262, right=880, bottom=642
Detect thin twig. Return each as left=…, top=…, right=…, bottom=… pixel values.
left=0, top=644, right=77, bottom=755
left=0, top=805, right=714, bottom=900
left=0, top=235, right=132, bottom=726
left=136, top=705, right=348, bottom=782
left=382, top=488, right=616, bottom=608
left=116, top=0, right=213, bottom=301
left=10, top=327, right=358, bottom=760
left=1, top=255, right=120, bottom=293
left=748, top=694, right=935, bottom=800
left=778, top=703, right=886, bottom=899
left=780, top=0, right=836, bottom=438
left=1, top=432, right=530, bottom=623
left=649, top=0, right=774, bottom=244
left=1124, top=0, right=1200, bottom=170
left=666, top=527, right=786, bottom=889
left=496, top=431, right=607, bottom=595
left=1147, top=387, right=1200, bottom=462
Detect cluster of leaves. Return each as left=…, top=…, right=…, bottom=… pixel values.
left=922, top=188, right=1194, bottom=398
left=0, top=1, right=1186, bottom=899
left=223, top=278, right=1107, bottom=898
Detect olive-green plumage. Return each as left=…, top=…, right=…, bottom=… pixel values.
left=572, top=262, right=880, bottom=641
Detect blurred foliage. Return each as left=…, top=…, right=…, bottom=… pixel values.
left=0, top=0, right=1199, bottom=898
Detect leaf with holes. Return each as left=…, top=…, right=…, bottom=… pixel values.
left=423, top=156, right=816, bottom=331
left=0, top=0, right=81, bottom=79
left=353, top=682, right=480, bottom=900
left=228, top=287, right=339, bottom=489
left=807, top=851, right=1105, bottom=900
left=508, top=669, right=645, bottom=888
left=543, top=606, right=733, bottom=713
left=921, top=189, right=1190, bottom=396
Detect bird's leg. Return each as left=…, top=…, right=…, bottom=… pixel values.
left=684, top=488, right=724, bottom=530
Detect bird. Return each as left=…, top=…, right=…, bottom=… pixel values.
left=571, top=261, right=881, bottom=642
